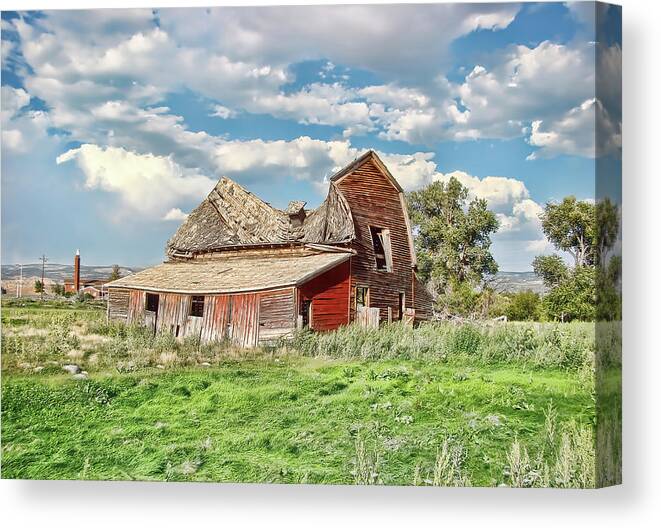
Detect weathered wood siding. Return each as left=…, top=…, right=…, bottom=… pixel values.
left=127, top=290, right=146, bottom=325
left=155, top=294, right=191, bottom=336
left=186, top=293, right=261, bottom=347
left=356, top=306, right=380, bottom=328
left=259, top=288, right=296, bottom=343
left=413, top=274, right=434, bottom=322
left=298, top=259, right=351, bottom=331
left=200, top=294, right=231, bottom=344
left=335, top=158, right=420, bottom=322
left=108, top=288, right=130, bottom=322
left=110, top=287, right=296, bottom=348
left=228, top=293, right=260, bottom=348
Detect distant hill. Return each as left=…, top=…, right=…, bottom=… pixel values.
left=489, top=271, right=545, bottom=294
left=1, top=263, right=143, bottom=282
left=2, top=263, right=543, bottom=294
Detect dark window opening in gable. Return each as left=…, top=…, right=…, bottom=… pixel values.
left=190, top=295, right=205, bottom=317
left=369, top=226, right=393, bottom=272
left=146, top=293, right=159, bottom=312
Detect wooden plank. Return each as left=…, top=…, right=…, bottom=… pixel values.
left=258, top=288, right=295, bottom=344
left=357, top=306, right=380, bottom=328
left=185, top=315, right=203, bottom=340
left=200, top=295, right=230, bottom=343
left=403, top=307, right=415, bottom=326
left=127, top=290, right=145, bottom=325
left=108, top=288, right=130, bottom=322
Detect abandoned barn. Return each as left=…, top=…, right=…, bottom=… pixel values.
left=106, top=150, right=433, bottom=347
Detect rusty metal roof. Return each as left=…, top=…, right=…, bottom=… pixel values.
left=106, top=250, right=350, bottom=294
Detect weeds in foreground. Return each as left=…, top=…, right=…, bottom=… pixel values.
left=347, top=404, right=594, bottom=488
left=503, top=418, right=595, bottom=488
left=432, top=438, right=471, bottom=487
left=352, top=430, right=381, bottom=485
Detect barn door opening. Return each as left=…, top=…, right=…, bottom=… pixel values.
left=300, top=300, right=312, bottom=329
left=398, top=292, right=405, bottom=321
left=145, top=292, right=159, bottom=335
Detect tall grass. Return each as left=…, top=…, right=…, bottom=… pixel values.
left=290, top=321, right=594, bottom=371
left=503, top=407, right=595, bottom=488
left=3, top=303, right=596, bottom=375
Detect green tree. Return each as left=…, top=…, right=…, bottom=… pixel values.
left=596, top=255, right=622, bottom=321
left=109, top=264, right=121, bottom=281
left=435, top=280, right=481, bottom=318
left=34, top=280, right=44, bottom=293
left=408, top=177, right=499, bottom=315
left=533, top=197, right=601, bottom=322
left=595, top=198, right=619, bottom=262
left=505, top=290, right=542, bottom=321
left=541, top=197, right=595, bottom=268
left=595, top=198, right=621, bottom=321
left=532, top=254, right=569, bottom=288
left=50, top=283, right=65, bottom=296
left=542, top=266, right=596, bottom=322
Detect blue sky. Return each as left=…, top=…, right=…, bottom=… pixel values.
left=1, top=3, right=621, bottom=270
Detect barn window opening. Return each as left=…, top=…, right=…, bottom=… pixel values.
left=398, top=292, right=405, bottom=321
left=190, top=295, right=205, bottom=317
left=300, top=299, right=312, bottom=328
left=146, top=293, right=159, bottom=312
left=369, top=226, right=393, bottom=272
left=356, top=286, right=369, bottom=309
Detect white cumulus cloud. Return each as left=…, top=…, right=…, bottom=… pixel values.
left=163, top=208, right=189, bottom=221
left=56, top=144, right=215, bottom=219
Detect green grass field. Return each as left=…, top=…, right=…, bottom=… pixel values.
left=1, top=300, right=597, bottom=487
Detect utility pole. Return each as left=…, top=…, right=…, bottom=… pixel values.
left=39, top=254, right=48, bottom=301
left=16, top=264, right=23, bottom=298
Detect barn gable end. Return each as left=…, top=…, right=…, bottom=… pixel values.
left=331, top=151, right=421, bottom=323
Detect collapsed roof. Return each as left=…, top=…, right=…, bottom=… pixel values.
left=166, top=176, right=355, bottom=257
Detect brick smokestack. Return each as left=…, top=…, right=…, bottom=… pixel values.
left=74, top=249, right=80, bottom=292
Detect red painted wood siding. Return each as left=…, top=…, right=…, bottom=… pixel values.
left=335, top=158, right=419, bottom=322
left=298, top=259, right=351, bottom=331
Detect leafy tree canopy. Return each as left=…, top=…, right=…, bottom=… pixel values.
left=532, top=254, right=569, bottom=289
left=541, top=196, right=595, bottom=268
left=505, top=290, right=542, bottom=321
left=595, top=198, right=619, bottom=263
left=542, top=266, right=596, bottom=322
left=408, top=177, right=499, bottom=294
left=109, top=264, right=121, bottom=282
